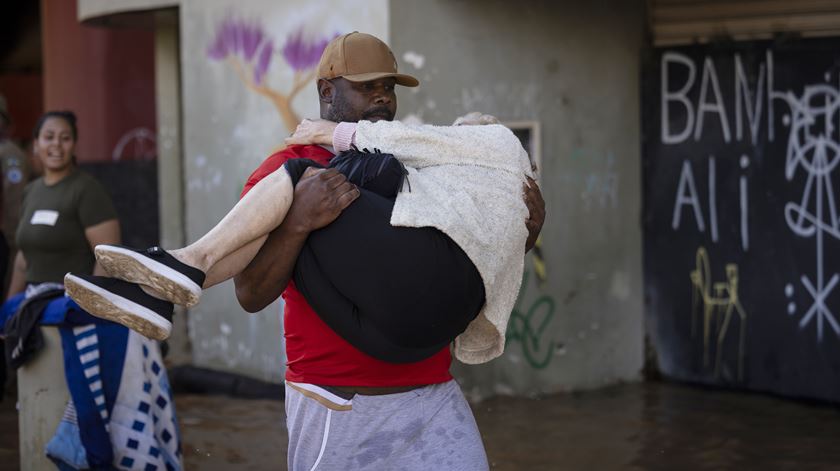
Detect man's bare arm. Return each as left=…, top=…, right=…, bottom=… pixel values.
left=234, top=218, right=308, bottom=312
left=234, top=167, right=359, bottom=312
left=524, top=177, right=546, bottom=252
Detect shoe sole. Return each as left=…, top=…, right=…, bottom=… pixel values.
left=95, top=245, right=201, bottom=307
left=64, top=273, right=172, bottom=341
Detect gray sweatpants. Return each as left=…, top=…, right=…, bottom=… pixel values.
left=285, top=379, right=489, bottom=470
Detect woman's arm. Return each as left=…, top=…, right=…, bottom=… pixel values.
left=6, top=252, right=27, bottom=299
left=286, top=118, right=531, bottom=178
left=285, top=119, right=337, bottom=147
left=84, top=219, right=121, bottom=276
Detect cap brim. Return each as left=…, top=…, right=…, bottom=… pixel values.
left=342, top=72, right=419, bottom=87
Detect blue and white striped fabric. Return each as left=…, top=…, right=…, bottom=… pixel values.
left=73, top=325, right=110, bottom=424
left=57, top=324, right=183, bottom=470
left=1, top=291, right=182, bottom=470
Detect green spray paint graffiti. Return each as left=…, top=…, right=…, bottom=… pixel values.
left=506, top=268, right=557, bottom=369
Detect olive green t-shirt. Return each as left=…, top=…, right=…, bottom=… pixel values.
left=16, top=170, right=117, bottom=283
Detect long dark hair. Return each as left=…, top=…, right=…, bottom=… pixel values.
left=33, top=110, right=78, bottom=141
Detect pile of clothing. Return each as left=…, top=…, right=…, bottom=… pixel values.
left=1, top=285, right=182, bottom=470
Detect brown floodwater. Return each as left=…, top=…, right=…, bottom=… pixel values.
left=474, top=382, right=840, bottom=470
left=2, top=381, right=839, bottom=470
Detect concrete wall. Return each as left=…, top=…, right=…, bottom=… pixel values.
left=178, top=0, right=388, bottom=382
left=390, top=0, right=646, bottom=398
left=154, top=9, right=192, bottom=364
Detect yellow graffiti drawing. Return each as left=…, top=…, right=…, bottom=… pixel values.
left=531, top=236, right=546, bottom=285
left=689, top=247, right=747, bottom=380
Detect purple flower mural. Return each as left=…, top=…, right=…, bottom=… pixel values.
left=207, top=17, right=274, bottom=85
left=282, top=29, right=337, bottom=72
left=207, top=15, right=338, bottom=132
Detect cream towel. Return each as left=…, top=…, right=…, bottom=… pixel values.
left=354, top=120, right=535, bottom=364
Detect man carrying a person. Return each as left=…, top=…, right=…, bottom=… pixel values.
left=233, top=32, right=545, bottom=470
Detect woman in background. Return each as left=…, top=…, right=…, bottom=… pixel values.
left=3, top=111, right=119, bottom=469
left=6, top=111, right=119, bottom=297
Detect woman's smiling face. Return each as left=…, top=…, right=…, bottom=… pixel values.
left=35, top=116, right=76, bottom=172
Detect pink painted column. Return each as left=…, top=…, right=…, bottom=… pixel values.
left=41, top=0, right=156, bottom=163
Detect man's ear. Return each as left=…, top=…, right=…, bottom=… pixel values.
left=318, top=79, right=334, bottom=104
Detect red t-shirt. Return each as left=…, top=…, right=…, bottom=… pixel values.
left=241, top=144, right=453, bottom=386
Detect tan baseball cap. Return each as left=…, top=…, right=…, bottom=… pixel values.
left=317, top=32, right=419, bottom=87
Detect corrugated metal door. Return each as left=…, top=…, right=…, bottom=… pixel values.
left=650, top=0, right=840, bottom=45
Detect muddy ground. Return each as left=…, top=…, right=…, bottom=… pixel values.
left=3, top=381, right=840, bottom=470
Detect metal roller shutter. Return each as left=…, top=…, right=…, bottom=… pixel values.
left=650, top=0, right=840, bottom=45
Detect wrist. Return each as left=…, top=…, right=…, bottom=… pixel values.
left=278, top=214, right=312, bottom=238
left=332, top=122, right=356, bottom=151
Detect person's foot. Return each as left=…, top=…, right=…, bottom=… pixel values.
left=94, top=245, right=205, bottom=307
left=329, top=148, right=408, bottom=198
left=64, top=273, right=174, bottom=340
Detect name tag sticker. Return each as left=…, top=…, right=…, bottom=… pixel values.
left=31, top=210, right=59, bottom=226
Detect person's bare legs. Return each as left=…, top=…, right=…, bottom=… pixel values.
left=168, top=167, right=293, bottom=274
left=135, top=240, right=264, bottom=304
left=67, top=169, right=293, bottom=339
left=171, top=164, right=358, bottom=288
left=198, top=235, right=266, bottom=288
left=94, top=167, right=295, bottom=306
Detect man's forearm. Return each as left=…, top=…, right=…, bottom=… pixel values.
left=524, top=177, right=545, bottom=252
left=234, top=164, right=359, bottom=311
left=234, top=220, right=309, bottom=312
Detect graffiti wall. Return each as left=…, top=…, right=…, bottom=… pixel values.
left=643, top=38, right=840, bottom=401
left=179, top=0, right=388, bottom=381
